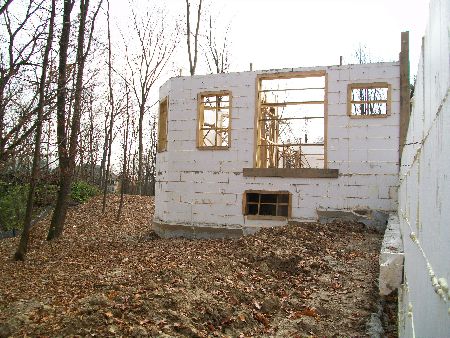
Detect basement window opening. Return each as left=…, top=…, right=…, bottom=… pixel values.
left=348, top=82, right=390, bottom=117
left=157, top=97, right=168, bottom=153
left=244, top=191, right=291, bottom=219
left=198, top=91, right=231, bottom=149
left=256, top=73, right=325, bottom=169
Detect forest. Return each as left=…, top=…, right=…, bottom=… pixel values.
left=0, top=0, right=228, bottom=259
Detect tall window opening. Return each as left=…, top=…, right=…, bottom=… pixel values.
left=157, top=97, right=168, bottom=153
left=198, top=91, right=231, bottom=149
left=256, top=73, right=325, bottom=169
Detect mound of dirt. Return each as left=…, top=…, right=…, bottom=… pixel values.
left=0, top=195, right=383, bottom=337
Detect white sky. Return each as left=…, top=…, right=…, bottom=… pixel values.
left=111, top=0, right=430, bottom=78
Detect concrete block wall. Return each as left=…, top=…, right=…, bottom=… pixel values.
left=155, top=62, right=401, bottom=228
left=397, top=0, right=450, bottom=336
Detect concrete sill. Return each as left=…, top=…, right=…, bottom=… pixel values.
left=246, top=215, right=287, bottom=221
left=243, top=168, right=339, bottom=178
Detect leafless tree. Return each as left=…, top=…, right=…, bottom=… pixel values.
left=14, top=0, right=55, bottom=261
left=102, top=0, right=115, bottom=213
left=117, top=81, right=130, bottom=220
left=0, top=0, right=14, bottom=16
left=0, top=0, right=49, bottom=164
left=47, top=0, right=103, bottom=240
left=46, top=0, right=74, bottom=240
left=124, top=6, right=177, bottom=195
left=186, top=0, right=202, bottom=75
left=205, top=15, right=230, bottom=73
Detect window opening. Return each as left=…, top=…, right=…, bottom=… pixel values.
left=244, top=191, right=290, bottom=218
left=198, top=92, right=230, bottom=148
left=157, top=97, right=168, bottom=153
left=348, top=83, right=390, bottom=116
left=256, top=74, right=325, bottom=169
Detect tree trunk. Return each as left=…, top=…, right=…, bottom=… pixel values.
left=186, top=0, right=202, bottom=76
left=0, top=0, right=14, bottom=16
left=48, top=0, right=91, bottom=240
left=102, top=0, right=114, bottom=213
left=47, top=0, right=74, bottom=240
left=117, top=84, right=130, bottom=220
left=14, top=0, right=56, bottom=260
left=98, top=105, right=106, bottom=185
left=137, top=102, right=144, bottom=195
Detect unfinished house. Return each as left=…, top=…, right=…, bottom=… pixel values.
left=154, top=59, right=404, bottom=238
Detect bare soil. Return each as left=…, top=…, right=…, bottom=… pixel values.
left=0, top=195, right=384, bottom=337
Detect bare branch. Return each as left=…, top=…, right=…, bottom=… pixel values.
left=0, top=0, right=14, bottom=16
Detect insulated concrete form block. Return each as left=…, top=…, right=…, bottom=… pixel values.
left=349, top=66, right=370, bottom=81
left=291, top=207, right=317, bottom=220
left=368, top=149, right=399, bottom=162
left=368, top=63, right=400, bottom=80
left=339, top=68, right=350, bottom=81
left=327, top=125, right=349, bottom=139
left=327, top=92, right=340, bottom=105
left=231, top=117, right=253, bottom=130
left=328, top=114, right=351, bottom=127
left=326, top=80, right=347, bottom=96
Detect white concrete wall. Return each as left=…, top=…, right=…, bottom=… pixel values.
left=155, top=62, right=400, bottom=228
left=398, top=0, right=450, bottom=336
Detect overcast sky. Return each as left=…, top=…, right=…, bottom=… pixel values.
left=111, top=0, right=430, bottom=78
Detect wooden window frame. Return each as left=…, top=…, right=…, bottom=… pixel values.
left=347, top=82, right=391, bottom=118
left=197, top=90, right=231, bottom=150
left=157, top=97, right=169, bottom=153
left=243, top=190, right=292, bottom=220
left=254, top=71, right=328, bottom=169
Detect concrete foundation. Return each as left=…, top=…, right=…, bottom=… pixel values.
left=153, top=221, right=263, bottom=239
left=317, top=208, right=389, bottom=232
left=379, top=214, right=404, bottom=296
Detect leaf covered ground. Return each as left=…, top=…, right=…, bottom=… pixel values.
left=0, top=195, right=384, bottom=337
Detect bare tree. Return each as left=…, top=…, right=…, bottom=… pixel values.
left=186, top=0, right=202, bottom=75
left=46, top=0, right=74, bottom=240
left=205, top=15, right=230, bottom=73
left=117, top=81, right=130, bottom=220
left=0, top=0, right=14, bottom=16
left=102, top=0, right=114, bottom=213
left=0, top=0, right=49, bottom=164
left=124, top=7, right=177, bottom=195
left=47, top=0, right=103, bottom=240
left=14, top=0, right=55, bottom=261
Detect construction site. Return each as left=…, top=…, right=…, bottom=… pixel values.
left=154, top=0, right=450, bottom=336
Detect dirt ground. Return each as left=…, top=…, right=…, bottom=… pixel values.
left=0, top=195, right=388, bottom=337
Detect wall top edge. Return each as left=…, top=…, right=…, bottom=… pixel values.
left=161, top=61, right=401, bottom=87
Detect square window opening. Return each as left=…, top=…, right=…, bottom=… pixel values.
left=348, top=83, right=390, bottom=117
left=244, top=191, right=291, bottom=218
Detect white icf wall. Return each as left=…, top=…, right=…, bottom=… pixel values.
left=398, top=0, right=450, bottom=336
left=155, top=62, right=400, bottom=228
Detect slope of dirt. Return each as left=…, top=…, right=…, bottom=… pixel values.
left=0, top=195, right=383, bottom=337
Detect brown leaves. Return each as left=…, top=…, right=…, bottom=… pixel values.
left=291, top=307, right=319, bottom=319
left=253, top=311, right=269, bottom=328
left=0, top=196, right=384, bottom=337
